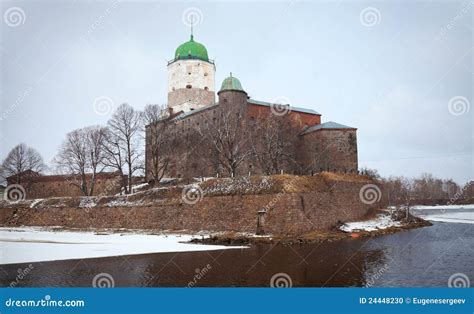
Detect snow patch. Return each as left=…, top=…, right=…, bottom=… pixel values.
left=105, top=198, right=147, bottom=207
left=411, top=204, right=474, bottom=224
left=204, top=176, right=274, bottom=195
left=411, top=204, right=474, bottom=210
left=0, top=227, right=247, bottom=265
left=79, top=197, right=96, bottom=208
left=29, top=199, right=44, bottom=208
left=339, top=214, right=402, bottom=232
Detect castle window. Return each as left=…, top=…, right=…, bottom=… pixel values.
left=204, top=87, right=209, bottom=91
left=186, top=85, right=192, bottom=89
left=204, top=72, right=208, bottom=76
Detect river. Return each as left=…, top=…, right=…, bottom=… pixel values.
left=0, top=219, right=472, bottom=287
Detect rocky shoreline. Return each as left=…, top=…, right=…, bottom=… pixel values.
left=189, top=213, right=432, bottom=245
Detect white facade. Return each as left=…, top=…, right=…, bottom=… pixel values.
left=167, top=59, right=216, bottom=112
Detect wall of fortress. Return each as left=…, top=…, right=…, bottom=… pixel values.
left=0, top=175, right=378, bottom=235
left=11, top=175, right=123, bottom=199
left=146, top=97, right=358, bottom=180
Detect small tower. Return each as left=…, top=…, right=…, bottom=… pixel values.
left=167, top=30, right=216, bottom=113
left=218, top=73, right=248, bottom=108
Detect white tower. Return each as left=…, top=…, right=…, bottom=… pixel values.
left=167, top=33, right=215, bottom=113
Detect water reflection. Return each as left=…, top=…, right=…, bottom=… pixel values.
left=1, top=222, right=472, bottom=287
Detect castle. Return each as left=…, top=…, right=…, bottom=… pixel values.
left=145, top=32, right=358, bottom=182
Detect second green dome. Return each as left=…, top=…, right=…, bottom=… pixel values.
left=220, top=73, right=245, bottom=92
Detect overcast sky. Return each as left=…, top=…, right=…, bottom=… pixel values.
left=0, top=0, right=472, bottom=184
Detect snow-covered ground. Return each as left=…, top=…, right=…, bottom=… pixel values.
left=410, top=204, right=474, bottom=224
left=0, top=227, right=246, bottom=265
left=411, top=204, right=474, bottom=210
left=339, top=214, right=402, bottom=232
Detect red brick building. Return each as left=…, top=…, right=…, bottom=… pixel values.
left=145, top=33, right=358, bottom=180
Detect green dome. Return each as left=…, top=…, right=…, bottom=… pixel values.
left=175, top=35, right=209, bottom=61
left=220, top=73, right=245, bottom=92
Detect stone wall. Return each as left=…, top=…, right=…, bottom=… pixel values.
left=0, top=175, right=377, bottom=235
left=7, top=174, right=123, bottom=199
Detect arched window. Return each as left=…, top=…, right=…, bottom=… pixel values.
left=186, top=85, right=192, bottom=89
left=204, top=87, right=209, bottom=91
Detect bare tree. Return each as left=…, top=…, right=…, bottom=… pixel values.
left=107, top=104, right=143, bottom=193
left=0, top=143, right=46, bottom=184
left=54, top=126, right=107, bottom=196
left=249, top=113, right=296, bottom=175
left=142, top=104, right=173, bottom=184
left=86, top=126, right=108, bottom=195
left=103, top=129, right=128, bottom=194
left=143, top=104, right=167, bottom=126
left=197, top=104, right=251, bottom=177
